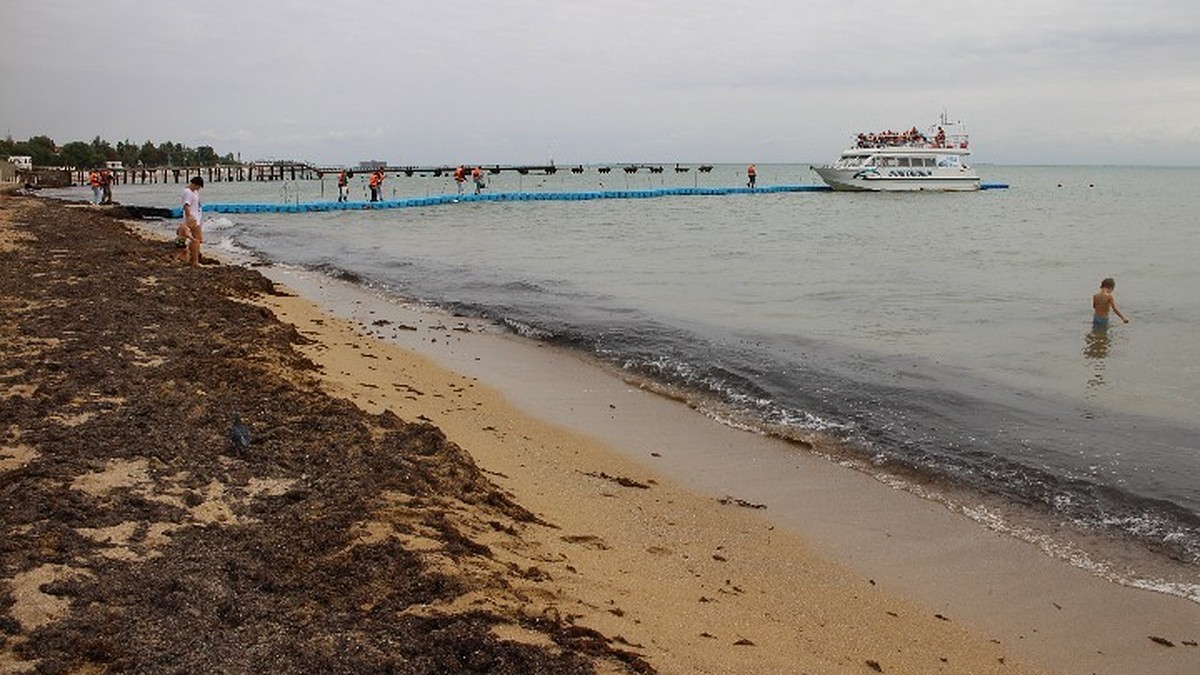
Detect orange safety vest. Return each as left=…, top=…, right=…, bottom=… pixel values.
left=369, top=172, right=380, bottom=187
left=471, top=167, right=482, bottom=179
left=88, top=171, right=100, bottom=187
left=454, top=167, right=465, bottom=181
left=747, top=165, right=756, bottom=176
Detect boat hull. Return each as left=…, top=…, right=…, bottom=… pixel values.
left=812, top=166, right=981, bottom=192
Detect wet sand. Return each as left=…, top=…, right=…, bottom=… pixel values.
left=3, top=192, right=1197, bottom=673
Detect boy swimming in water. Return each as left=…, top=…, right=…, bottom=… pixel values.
left=1092, top=277, right=1129, bottom=329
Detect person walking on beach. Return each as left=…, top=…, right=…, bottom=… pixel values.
left=747, top=164, right=757, bottom=189
left=1092, top=277, right=1129, bottom=330
left=181, top=176, right=204, bottom=268
left=173, top=221, right=193, bottom=264
left=88, top=170, right=102, bottom=204
left=337, top=170, right=349, bottom=202
left=99, top=170, right=114, bottom=205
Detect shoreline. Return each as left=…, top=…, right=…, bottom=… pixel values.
left=258, top=262, right=1200, bottom=675
left=3, top=194, right=1197, bottom=673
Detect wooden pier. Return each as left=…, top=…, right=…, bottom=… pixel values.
left=71, top=162, right=321, bottom=186
left=72, top=162, right=720, bottom=186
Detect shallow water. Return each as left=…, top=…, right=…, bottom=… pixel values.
left=55, top=163, right=1200, bottom=595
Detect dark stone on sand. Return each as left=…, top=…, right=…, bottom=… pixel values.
left=229, top=412, right=252, bottom=454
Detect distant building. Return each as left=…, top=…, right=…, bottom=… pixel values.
left=105, top=160, right=124, bottom=170
left=357, top=160, right=387, bottom=170
left=7, top=155, right=33, bottom=170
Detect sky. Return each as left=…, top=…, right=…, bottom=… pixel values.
left=2, top=0, right=1199, bottom=167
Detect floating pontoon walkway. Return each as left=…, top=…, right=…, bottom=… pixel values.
left=169, top=183, right=1009, bottom=218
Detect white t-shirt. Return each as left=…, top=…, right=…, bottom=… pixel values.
left=182, top=187, right=202, bottom=225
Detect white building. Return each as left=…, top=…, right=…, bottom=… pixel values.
left=7, top=156, right=33, bottom=170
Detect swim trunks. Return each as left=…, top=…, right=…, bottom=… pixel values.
left=1092, top=315, right=1109, bottom=329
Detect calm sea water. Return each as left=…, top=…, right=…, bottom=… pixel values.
left=51, top=164, right=1200, bottom=597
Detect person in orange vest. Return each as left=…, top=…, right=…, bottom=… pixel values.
left=337, top=170, right=349, bottom=202
left=471, top=166, right=485, bottom=194
left=368, top=170, right=382, bottom=202
left=453, top=165, right=466, bottom=196
left=88, top=170, right=102, bottom=204
left=747, top=164, right=757, bottom=189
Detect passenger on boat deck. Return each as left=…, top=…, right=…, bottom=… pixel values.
left=935, top=126, right=946, bottom=148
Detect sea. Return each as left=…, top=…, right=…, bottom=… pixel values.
left=45, top=163, right=1200, bottom=601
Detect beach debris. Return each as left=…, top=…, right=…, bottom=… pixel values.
left=228, top=413, right=251, bottom=454
left=718, top=580, right=745, bottom=596
left=733, top=638, right=755, bottom=646
left=718, top=496, right=766, bottom=510
left=1148, top=635, right=1175, bottom=647
left=560, top=534, right=611, bottom=551
left=582, top=470, right=650, bottom=489
left=934, top=613, right=951, bottom=622
left=866, top=659, right=884, bottom=672
left=612, top=635, right=643, bottom=648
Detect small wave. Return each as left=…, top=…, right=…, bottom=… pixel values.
left=204, top=215, right=236, bottom=231
left=502, top=317, right=558, bottom=340
left=309, top=262, right=365, bottom=284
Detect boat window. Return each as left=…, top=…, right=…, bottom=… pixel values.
left=898, top=157, right=911, bottom=167
left=877, top=157, right=897, bottom=167
left=924, top=158, right=936, bottom=167
left=937, top=155, right=960, bottom=167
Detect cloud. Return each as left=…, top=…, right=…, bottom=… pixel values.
left=2, top=0, right=1198, bottom=165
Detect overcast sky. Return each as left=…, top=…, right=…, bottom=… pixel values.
left=2, top=0, right=1198, bottom=166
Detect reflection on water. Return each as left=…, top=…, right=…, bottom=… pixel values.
left=1083, top=327, right=1111, bottom=361
left=1083, top=327, right=1110, bottom=396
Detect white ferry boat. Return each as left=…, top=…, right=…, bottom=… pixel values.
left=812, top=116, right=980, bottom=192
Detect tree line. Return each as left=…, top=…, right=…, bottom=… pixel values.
left=1, top=135, right=239, bottom=169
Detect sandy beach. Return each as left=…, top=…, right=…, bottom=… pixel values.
left=2, top=193, right=1197, bottom=674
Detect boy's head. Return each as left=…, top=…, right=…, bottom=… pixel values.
left=1100, top=277, right=1115, bottom=290
left=189, top=176, right=204, bottom=188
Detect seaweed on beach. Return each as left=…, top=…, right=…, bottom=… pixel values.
left=0, top=195, right=653, bottom=674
